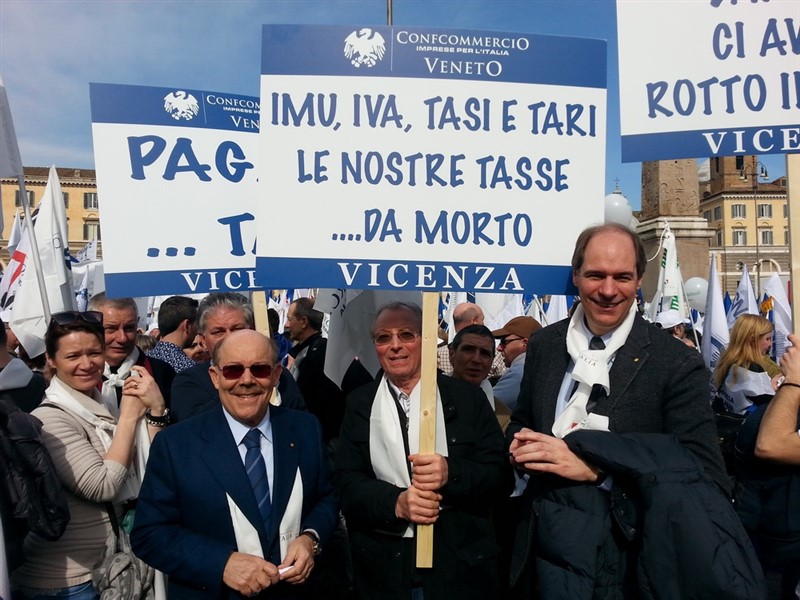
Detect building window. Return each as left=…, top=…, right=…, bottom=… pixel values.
left=703, top=210, right=712, bottom=222
left=83, top=192, right=98, bottom=209
left=785, top=204, right=788, bottom=218
left=735, top=156, right=744, bottom=171
left=714, top=157, right=720, bottom=173
left=62, top=192, right=69, bottom=209
left=83, top=221, right=101, bottom=241
left=716, top=229, right=723, bottom=246
left=731, top=204, right=746, bottom=219
left=758, top=204, right=772, bottom=218
left=786, top=228, right=790, bottom=245
left=732, top=230, right=747, bottom=246
left=14, top=190, right=34, bottom=207
left=760, top=229, right=773, bottom=245
left=713, top=206, right=722, bottom=220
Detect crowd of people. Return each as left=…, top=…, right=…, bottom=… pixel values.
left=2, top=223, right=798, bottom=600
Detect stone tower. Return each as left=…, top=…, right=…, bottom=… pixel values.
left=637, top=159, right=713, bottom=301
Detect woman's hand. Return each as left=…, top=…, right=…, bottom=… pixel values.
left=122, top=367, right=166, bottom=414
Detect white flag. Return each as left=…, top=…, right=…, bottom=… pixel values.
left=526, top=295, right=548, bottom=325
left=6, top=211, right=21, bottom=256
left=763, top=273, right=792, bottom=362
left=10, top=166, right=76, bottom=357
left=727, top=265, right=759, bottom=329
left=648, top=224, right=687, bottom=321
left=0, top=211, right=32, bottom=321
left=544, top=295, right=569, bottom=326
left=442, top=291, right=467, bottom=339
left=0, top=76, right=24, bottom=241
left=316, top=289, right=420, bottom=387
left=475, top=292, right=523, bottom=332
left=72, top=261, right=104, bottom=313
left=73, top=238, right=97, bottom=264
left=701, top=253, right=730, bottom=373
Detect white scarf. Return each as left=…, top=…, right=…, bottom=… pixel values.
left=720, top=366, right=774, bottom=414
left=227, top=468, right=304, bottom=561
left=100, top=348, right=140, bottom=418
left=552, top=303, right=637, bottom=438
left=369, top=376, right=448, bottom=538
left=44, top=375, right=149, bottom=502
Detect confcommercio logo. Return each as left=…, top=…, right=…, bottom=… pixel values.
left=395, top=30, right=530, bottom=57
left=163, top=91, right=200, bottom=121
left=343, top=28, right=387, bottom=68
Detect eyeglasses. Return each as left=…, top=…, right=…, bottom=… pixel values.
left=219, top=363, right=274, bottom=380
left=51, top=311, right=104, bottom=327
left=373, top=330, right=419, bottom=346
left=498, top=336, right=523, bottom=347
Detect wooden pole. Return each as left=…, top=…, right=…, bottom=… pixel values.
left=786, top=154, right=800, bottom=331
left=415, top=291, right=438, bottom=568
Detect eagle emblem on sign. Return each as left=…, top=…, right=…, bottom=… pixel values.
left=343, top=28, right=386, bottom=68
left=164, top=91, right=200, bottom=121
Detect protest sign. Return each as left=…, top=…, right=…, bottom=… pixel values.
left=256, top=25, right=606, bottom=293
left=90, top=83, right=260, bottom=297
left=617, top=0, right=800, bottom=162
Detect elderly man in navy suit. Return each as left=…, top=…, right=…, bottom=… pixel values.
left=132, top=330, right=337, bottom=599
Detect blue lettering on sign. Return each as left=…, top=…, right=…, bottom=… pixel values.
left=646, top=74, right=767, bottom=118
left=253, top=257, right=577, bottom=295
left=127, top=136, right=254, bottom=182
left=414, top=210, right=532, bottom=246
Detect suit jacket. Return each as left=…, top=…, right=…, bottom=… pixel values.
left=171, top=360, right=305, bottom=423
left=334, top=375, right=513, bottom=600
left=131, top=404, right=338, bottom=600
left=288, top=333, right=345, bottom=443
left=507, top=313, right=729, bottom=497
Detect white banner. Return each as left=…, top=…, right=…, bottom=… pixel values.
left=617, top=0, right=800, bottom=161
left=90, top=83, right=261, bottom=297
left=257, top=25, right=606, bottom=293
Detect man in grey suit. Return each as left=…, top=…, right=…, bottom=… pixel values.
left=507, top=224, right=729, bottom=596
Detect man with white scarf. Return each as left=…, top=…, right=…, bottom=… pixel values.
left=334, top=302, right=513, bottom=600
left=88, top=293, right=175, bottom=418
left=132, top=329, right=337, bottom=599
left=507, top=224, right=729, bottom=596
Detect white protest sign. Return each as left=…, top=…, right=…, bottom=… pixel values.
left=90, top=83, right=260, bottom=297
left=256, top=25, right=606, bottom=294
left=617, top=0, right=800, bottom=162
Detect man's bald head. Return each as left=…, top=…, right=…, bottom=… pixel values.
left=452, top=302, right=485, bottom=332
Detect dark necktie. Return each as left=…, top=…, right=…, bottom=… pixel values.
left=586, top=336, right=607, bottom=414
left=243, top=429, right=272, bottom=526
left=589, top=336, right=606, bottom=351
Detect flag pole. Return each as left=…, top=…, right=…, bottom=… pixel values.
left=17, top=178, right=52, bottom=322
left=1, top=77, right=53, bottom=323
left=385, top=0, right=434, bottom=567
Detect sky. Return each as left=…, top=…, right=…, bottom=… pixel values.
left=0, top=0, right=789, bottom=211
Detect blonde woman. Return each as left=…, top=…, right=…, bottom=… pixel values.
left=714, top=314, right=781, bottom=415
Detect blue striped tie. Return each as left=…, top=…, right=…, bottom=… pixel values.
left=243, top=429, right=272, bottom=526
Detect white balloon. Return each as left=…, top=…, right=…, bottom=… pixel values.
left=604, top=192, right=633, bottom=227
left=685, top=277, right=709, bottom=312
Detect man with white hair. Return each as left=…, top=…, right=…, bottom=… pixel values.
left=88, top=292, right=174, bottom=416
left=335, top=302, right=512, bottom=599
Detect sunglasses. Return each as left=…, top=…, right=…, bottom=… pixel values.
left=51, top=311, right=104, bottom=327
left=499, top=336, right=523, bottom=346
left=219, top=363, right=274, bottom=380
left=373, top=330, right=419, bottom=346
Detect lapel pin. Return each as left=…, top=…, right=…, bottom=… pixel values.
left=290, top=442, right=295, bottom=448
left=633, top=357, right=639, bottom=362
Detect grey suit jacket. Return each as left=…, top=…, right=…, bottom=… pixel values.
left=507, top=313, right=729, bottom=495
